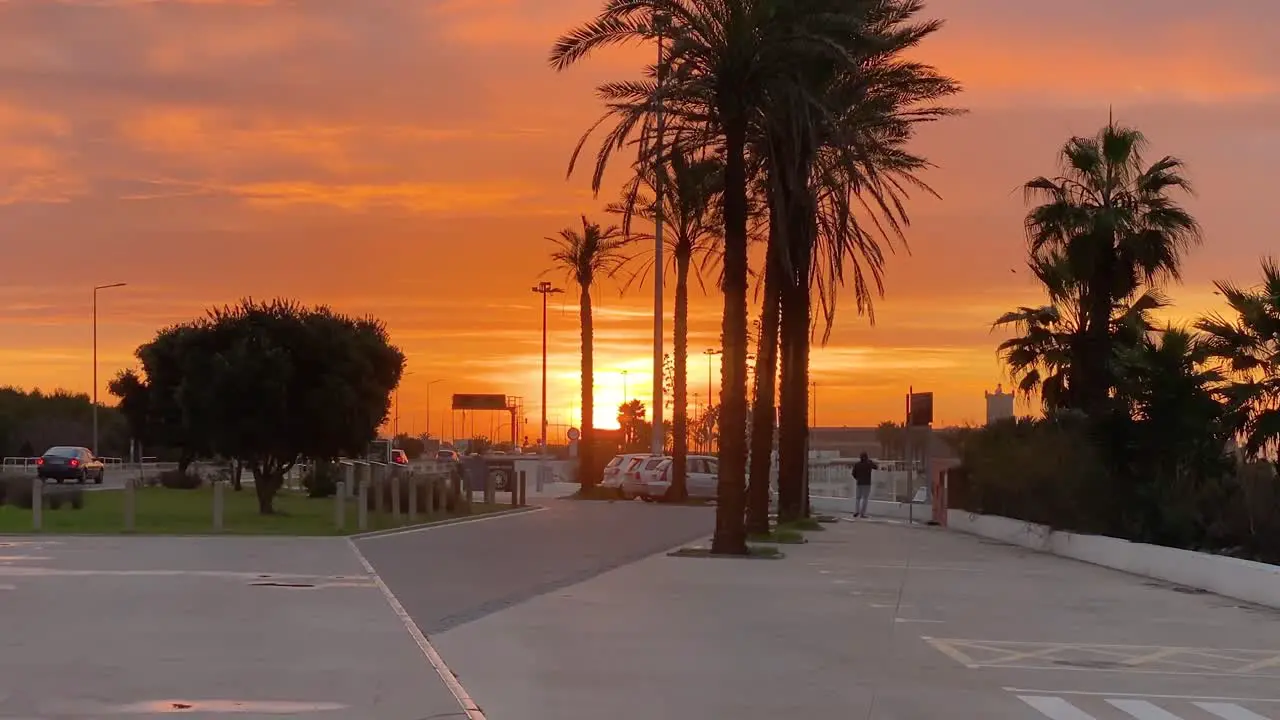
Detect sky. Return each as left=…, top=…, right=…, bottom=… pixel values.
left=0, top=0, right=1276, bottom=438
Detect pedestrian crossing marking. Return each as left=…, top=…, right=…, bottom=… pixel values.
left=927, top=638, right=1280, bottom=677
left=1020, top=696, right=1095, bottom=719
left=1016, top=694, right=1277, bottom=719
left=1197, top=704, right=1270, bottom=720
left=1106, top=699, right=1184, bottom=719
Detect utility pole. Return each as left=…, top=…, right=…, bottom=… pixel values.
left=532, top=282, right=564, bottom=458
left=703, top=348, right=721, bottom=406
left=92, top=282, right=127, bottom=457
left=650, top=11, right=669, bottom=456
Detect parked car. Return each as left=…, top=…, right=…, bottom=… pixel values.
left=36, top=446, right=105, bottom=484
left=435, top=449, right=460, bottom=463
left=622, top=455, right=670, bottom=500
left=643, top=455, right=720, bottom=501
left=391, top=449, right=409, bottom=466
left=602, top=453, right=655, bottom=490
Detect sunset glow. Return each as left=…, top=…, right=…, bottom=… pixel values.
left=0, top=0, right=1274, bottom=432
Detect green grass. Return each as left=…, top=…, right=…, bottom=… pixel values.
left=0, top=485, right=511, bottom=536
left=779, top=518, right=826, bottom=532
left=748, top=527, right=807, bottom=544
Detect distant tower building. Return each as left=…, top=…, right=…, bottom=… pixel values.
left=985, top=384, right=1014, bottom=424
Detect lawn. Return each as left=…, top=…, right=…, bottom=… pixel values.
left=0, top=484, right=512, bottom=536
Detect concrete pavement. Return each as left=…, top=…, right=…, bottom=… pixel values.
left=354, top=497, right=714, bottom=634
left=0, top=536, right=460, bottom=719
left=427, top=513, right=1280, bottom=719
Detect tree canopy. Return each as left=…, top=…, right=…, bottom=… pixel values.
left=110, top=299, right=405, bottom=513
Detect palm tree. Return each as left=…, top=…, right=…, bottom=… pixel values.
left=995, top=252, right=1167, bottom=411
left=1197, top=258, right=1280, bottom=467
left=1022, top=119, right=1202, bottom=416
left=545, top=216, right=631, bottom=488
left=609, top=147, right=723, bottom=502
left=551, top=0, right=782, bottom=555
left=762, top=1, right=961, bottom=522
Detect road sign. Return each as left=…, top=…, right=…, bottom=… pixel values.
left=566, top=427, right=580, bottom=441
left=909, top=392, right=934, bottom=427
left=452, top=394, right=508, bottom=411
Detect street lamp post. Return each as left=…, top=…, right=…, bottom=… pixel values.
left=703, top=348, right=721, bottom=406
left=426, top=379, right=443, bottom=439
left=92, top=282, right=127, bottom=458
left=532, top=282, right=564, bottom=457
left=622, top=370, right=628, bottom=404
left=394, top=371, right=415, bottom=441
left=650, top=11, right=669, bottom=456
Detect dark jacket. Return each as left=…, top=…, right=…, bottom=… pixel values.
left=852, top=458, right=878, bottom=486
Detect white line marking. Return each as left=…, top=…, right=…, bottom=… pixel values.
left=1195, top=703, right=1271, bottom=720
left=926, top=638, right=978, bottom=668
left=1018, top=696, right=1097, bottom=719
left=894, top=618, right=944, bottom=624
left=1107, top=699, right=1185, bottom=719
left=346, top=538, right=485, bottom=720
left=981, top=664, right=1280, bottom=679
left=352, top=506, right=544, bottom=540
left=1004, top=689, right=1280, bottom=704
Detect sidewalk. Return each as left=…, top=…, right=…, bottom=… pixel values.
left=430, top=515, right=1280, bottom=719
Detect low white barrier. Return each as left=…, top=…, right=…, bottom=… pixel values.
left=947, top=510, right=1280, bottom=611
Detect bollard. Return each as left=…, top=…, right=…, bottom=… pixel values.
left=344, top=463, right=356, bottom=499
left=357, top=480, right=369, bottom=531
left=518, top=469, right=527, bottom=506
left=335, top=480, right=346, bottom=531
left=408, top=476, right=417, bottom=524
left=374, top=465, right=386, bottom=517
left=31, top=478, right=42, bottom=532
left=212, top=480, right=225, bottom=532
left=425, top=476, right=436, bottom=519
left=124, top=477, right=136, bottom=532
left=511, top=471, right=522, bottom=508
left=484, top=470, right=496, bottom=505
left=391, top=472, right=401, bottom=524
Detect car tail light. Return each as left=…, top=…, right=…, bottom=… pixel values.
left=36, top=458, right=43, bottom=466
left=69, top=458, right=79, bottom=468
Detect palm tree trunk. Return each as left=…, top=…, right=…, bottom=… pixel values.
left=671, top=249, right=691, bottom=502
left=579, top=286, right=596, bottom=488
left=746, top=233, right=781, bottom=535
left=776, top=174, right=812, bottom=524
left=711, top=118, right=750, bottom=556
left=1082, top=249, right=1116, bottom=416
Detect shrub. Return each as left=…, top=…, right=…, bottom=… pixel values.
left=158, top=469, right=203, bottom=490
left=0, top=477, right=34, bottom=508
left=303, top=461, right=342, bottom=498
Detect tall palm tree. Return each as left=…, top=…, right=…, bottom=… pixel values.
left=1197, top=258, right=1280, bottom=467
left=995, top=252, right=1168, bottom=411
left=545, top=216, right=631, bottom=488
left=608, top=147, right=723, bottom=502
left=551, top=0, right=782, bottom=554
left=762, top=0, right=961, bottom=522
left=1023, top=120, right=1201, bottom=416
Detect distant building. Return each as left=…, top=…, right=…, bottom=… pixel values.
left=985, top=384, right=1015, bottom=424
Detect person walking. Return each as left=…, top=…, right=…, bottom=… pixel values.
left=852, top=452, right=878, bottom=518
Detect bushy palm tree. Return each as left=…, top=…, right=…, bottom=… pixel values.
left=609, top=147, right=723, bottom=501
left=995, top=253, right=1167, bottom=411
left=1022, top=120, right=1202, bottom=415
left=1198, top=258, right=1280, bottom=466
left=545, top=216, right=631, bottom=488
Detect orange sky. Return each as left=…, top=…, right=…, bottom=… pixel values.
left=0, top=0, right=1276, bottom=437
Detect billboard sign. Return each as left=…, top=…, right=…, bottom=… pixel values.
left=452, top=393, right=509, bottom=411
left=908, top=392, right=934, bottom=427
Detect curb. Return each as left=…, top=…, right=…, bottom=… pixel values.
left=348, top=505, right=541, bottom=540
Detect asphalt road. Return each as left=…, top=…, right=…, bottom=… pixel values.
left=354, top=498, right=715, bottom=634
